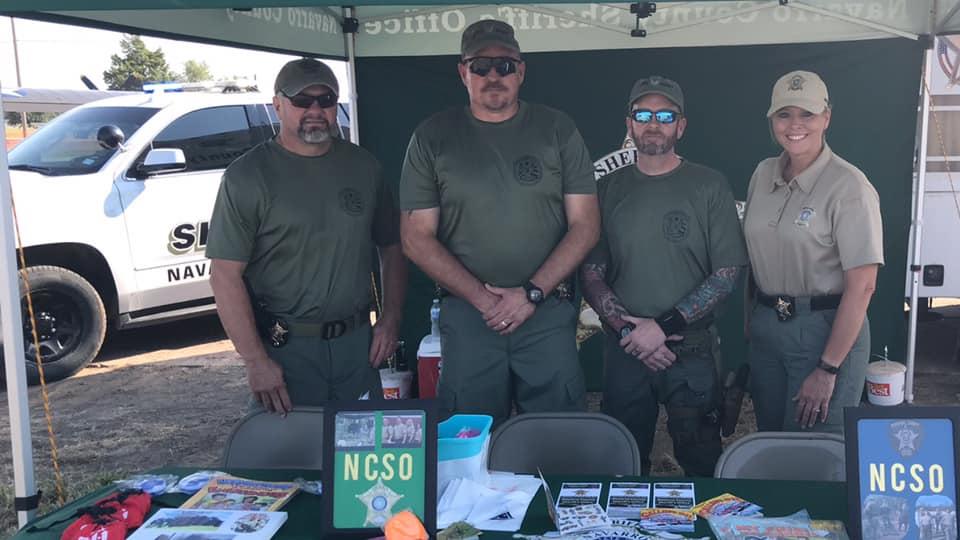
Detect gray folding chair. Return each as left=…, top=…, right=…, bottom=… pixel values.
left=221, top=407, right=325, bottom=469
left=487, top=412, right=642, bottom=475
left=714, top=431, right=846, bottom=481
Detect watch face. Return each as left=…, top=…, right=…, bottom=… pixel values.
left=528, top=289, right=544, bottom=303
left=620, top=326, right=632, bottom=339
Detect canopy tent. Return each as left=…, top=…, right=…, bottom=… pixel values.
left=1, top=87, right=135, bottom=113
left=5, top=0, right=959, bottom=59
left=0, top=0, right=948, bottom=529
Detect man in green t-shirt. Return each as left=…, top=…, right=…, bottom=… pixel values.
left=207, top=58, right=407, bottom=414
left=580, top=76, right=748, bottom=476
left=399, top=20, right=600, bottom=426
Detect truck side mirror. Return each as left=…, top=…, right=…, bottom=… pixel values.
left=138, top=148, right=187, bottom=176
left=96, top=125, right=125, bottom=149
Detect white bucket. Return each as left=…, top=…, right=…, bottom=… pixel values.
left=865, top=360, right=906, bottom=406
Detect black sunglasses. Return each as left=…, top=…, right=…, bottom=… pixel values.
left=630, top=109, right=681, bottom=124
left=284, top=91, right=338, bottom=109
left=461, top=56, right=522, bottom=77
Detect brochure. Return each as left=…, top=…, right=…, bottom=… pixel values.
left=605, top=482, right=650, bottom=519
left=127, top=508, right=287, bottom=540
left=557, top=482, right=603, bottom=508
left=652, top=482, right=696, bottom=509
left=181, top=476, right=299, bottom=512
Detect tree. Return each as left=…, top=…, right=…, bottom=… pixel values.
left=182, top=60, right=213, bottom=83
left=5, top=112, right=58, bottom=128
left=103, top=35, right=175, bottom=91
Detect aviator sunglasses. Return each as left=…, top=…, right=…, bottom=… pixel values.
left=284, top=91, right=338, bottom=109
left=461, top=56, right=522, bottom=77
left=630, top=109, right=681, bottom=124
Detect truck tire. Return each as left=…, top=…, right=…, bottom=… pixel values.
left=11, top=266, right=107, bottom=385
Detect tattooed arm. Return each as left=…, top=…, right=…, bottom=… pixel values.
left=580, top=261, right=632, bottom=334
left=675, top=266, right=743, bottom=324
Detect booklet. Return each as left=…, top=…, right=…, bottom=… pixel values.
left=639, top=508, right=696, bottom=532
left=605, top=482, right=650, bottom=519
left=557, top=482, right=603, bottom=508
left=652, top=482, right=696, bottom=509
left=691, top=493, right=763, bottom=519
left=127, top=508, right=287, bottom=540
left=181, top=476, right=299, bottom=512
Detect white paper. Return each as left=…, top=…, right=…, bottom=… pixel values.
left=436, top=472, right=541, bottom=532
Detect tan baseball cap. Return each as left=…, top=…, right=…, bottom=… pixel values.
left=274, top=58, right=339, bottom=97
left=627, top=76, right=684, bottom=113
left=767, top=70, right=829, bottom=117
left=461, top=20, right=520, bottom=58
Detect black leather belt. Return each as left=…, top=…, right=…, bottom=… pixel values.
left=261, top=311, right=369, bottom=347
left=756, top=292, right=842, bottom=322
left=438, top=280, right=574, bottom=301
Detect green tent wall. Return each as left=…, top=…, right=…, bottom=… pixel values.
left=357, top=37, right=924, bottom=389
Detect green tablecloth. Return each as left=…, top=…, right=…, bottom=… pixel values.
left=12, top=468, right=847, bottom=539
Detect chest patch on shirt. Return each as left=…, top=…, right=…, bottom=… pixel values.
left=794, top=206, right=816, bottom=227
left=662, top=210, right=690, bottom=242
left=514, top=155, right=543, bottom=185
left=339, top=187, right=364, bottom=216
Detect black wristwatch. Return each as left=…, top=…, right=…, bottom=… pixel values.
left=619, top=323, right=636, bottom=339
left=817, top=359, right=840, bottom=375
left=523, top=281, right=544, bottom=305
left=654, top=307, right=687, bottom=336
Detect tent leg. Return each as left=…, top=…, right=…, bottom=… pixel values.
left=906, top=48, right=934, bottom=404
left=344, top=6, right=360, bottom=145
left=0, top=86, right=38, bottom=527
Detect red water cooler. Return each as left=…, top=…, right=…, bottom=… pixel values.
left=417, top=299, right=442, bottom=398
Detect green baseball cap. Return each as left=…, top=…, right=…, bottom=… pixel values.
left=461, top=19, right=520, bottom=58
left=767, top=70, right=829, bottom=117
left=627, top=75, right=684, bottom=113
left=274, top=58, right=339, bottom=97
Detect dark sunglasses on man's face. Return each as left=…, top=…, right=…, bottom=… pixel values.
left=461, top=56, right=522, bottom=77
left=630, top=109, right=680, bottom=124
left=284, top=91, right=338, bottom=109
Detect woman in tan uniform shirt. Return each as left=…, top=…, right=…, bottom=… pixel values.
left=743, top=71, right=883, bottom=433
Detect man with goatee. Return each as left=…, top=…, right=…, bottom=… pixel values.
left=208, top=58, right=407, bottom=414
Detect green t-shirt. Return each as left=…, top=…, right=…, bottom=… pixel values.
left=206, top=138, right=399, bottom=322
left=588, top=160, right=748, bottom=318
left=399, top=101, right=596, bottom=287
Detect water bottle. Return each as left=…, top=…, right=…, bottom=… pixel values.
left=430, top=298, right=441, bottom=337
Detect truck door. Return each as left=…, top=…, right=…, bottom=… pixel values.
left=116, top=104, right=260, bottom=312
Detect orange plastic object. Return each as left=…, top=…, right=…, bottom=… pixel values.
left=384, top=511, right=428, bottom=540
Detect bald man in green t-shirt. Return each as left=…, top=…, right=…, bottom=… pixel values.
left=581, top=76, right=748, bottom=476
left=207, top=59, right=407, bottom=414
left=399, top=20, right=600, bottom=426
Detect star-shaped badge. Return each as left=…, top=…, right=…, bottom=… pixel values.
left=356, top=478, right=404, bottom=527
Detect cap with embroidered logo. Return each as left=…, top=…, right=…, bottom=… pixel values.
left=627, top=76, right=684, bottom=113
left=274, top=58, right=339, bottom=97
left=767, top=70, right=829, bottom=117
left=461, top=19, right=521, bottom=58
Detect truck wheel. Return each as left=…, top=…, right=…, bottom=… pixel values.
left=13, top=266, right=107, bottom=385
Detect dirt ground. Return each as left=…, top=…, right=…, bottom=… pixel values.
left=1, top=306, right=959, bottom=536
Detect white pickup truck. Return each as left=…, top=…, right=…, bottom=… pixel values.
left=5, top=90, right=349, bottom=384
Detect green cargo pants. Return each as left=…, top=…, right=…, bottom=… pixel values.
left=601, top=326, right=723, bottom=477
left=748, top=303, right=869, bottom=434
left=250, top=322, right=382, bottom=410
left=437, top=295, right=587, bottom=427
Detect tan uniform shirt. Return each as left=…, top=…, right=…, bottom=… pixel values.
left=743, top=144, right=883, bottom=297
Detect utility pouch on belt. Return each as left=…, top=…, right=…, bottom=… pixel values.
left=720, top=363, right=750, bottom=437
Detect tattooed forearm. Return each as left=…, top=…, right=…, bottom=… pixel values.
left=580, top=262, right=631, bottom=330
left=675, top=266, right=743, bottom=324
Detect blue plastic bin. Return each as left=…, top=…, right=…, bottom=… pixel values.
left=437, top=414, right=493, bottom=461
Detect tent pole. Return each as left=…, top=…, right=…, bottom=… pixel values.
left=906, top=48, right=933, bottom=404
left=0, top=86, right=38, bottom=527
left=790, top=1, right=918, bottom=40
left=344, top=6, right=360, bottom=145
